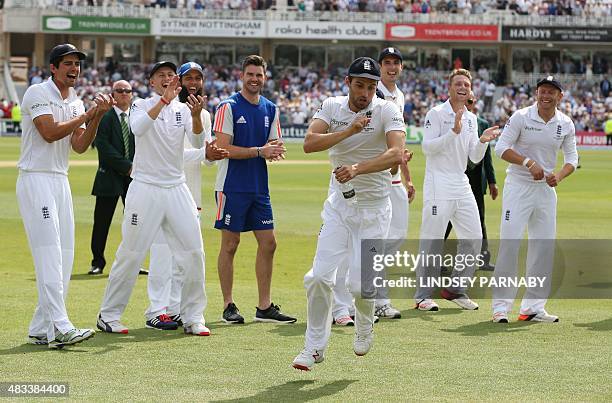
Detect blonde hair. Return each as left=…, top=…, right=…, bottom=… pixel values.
left=449, top=69, right=472, bottom=86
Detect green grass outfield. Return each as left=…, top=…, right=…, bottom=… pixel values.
left=1, top=137, right=611, bottom=401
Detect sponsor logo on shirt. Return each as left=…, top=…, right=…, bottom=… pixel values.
left=31, top=102, right=48, bottom=111
left=524, top=126, right=542, bottom=132
left=261, top=219, right=273, bottom=225
left=71, top=106, right=78, bottom=118
left=224, top=214, right=231, bottom=225
left=330, top=119, right=349, bottom=127
left=392, top=117, right=404, bottom=124
left=237, top=116, right=247, bottom=124
left=425, top=119, right=432, bottom=128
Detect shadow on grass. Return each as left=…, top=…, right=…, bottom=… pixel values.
left=0, top=328, right=190, bottom=356
left=211, top=379, right=358, bottom=402
left=574, top=317, right=612, bottom=331
left=440, top=320, right=535, bottom=336
left=400, top=308, right=464, bottom=322
left=70, top=273, right=109, bottom=281
left=266, top=322, right=358, bottom=338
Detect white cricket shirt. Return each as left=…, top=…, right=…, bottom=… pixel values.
left=495, top=104, right=578, bottom=184
left=129, top=94, right=201, bottom=187
left=18, top=78, right=85, bottom=175
left=421, top=100, right=487, bottom=201
left=313, top=96, right=405, bottom=207
left=183, top=109, right=213, bottom=207
left=377, top=81, right=406, bottom=184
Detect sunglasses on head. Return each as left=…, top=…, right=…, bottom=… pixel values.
left=113, top=89, right=132, bottom=94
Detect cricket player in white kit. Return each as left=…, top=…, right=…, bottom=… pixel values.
left=293, top=57, right=406, bottom=371
left=17, top=44, right=113, bottom=348
left=492, top=76, right=578, bottom=323
left=414, top=69, right=500, bottom=312
left=97, top=61, right=211, bottom=336
left=146, top=62, right=228, bottom=329
left=331, top=47, right=415, bottom=324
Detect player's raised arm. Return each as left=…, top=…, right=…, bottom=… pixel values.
left=303, top=116, right=366, bottom=153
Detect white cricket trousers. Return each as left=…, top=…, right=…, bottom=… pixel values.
left=492, top=179, right=556, bottom=315
left=331, top=184, right=409, bottom=316
left=304, top=192, right=391, bottom=351
left=414, top=197, right=482, bottom=301
left=99, top=180, right=207, bottom=326
left=16, top=172, right=75, bottom=341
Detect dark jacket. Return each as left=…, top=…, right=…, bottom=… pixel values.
left=466, top=115, right=496, bottom=194
left=91, top=109, right=135, bottom=197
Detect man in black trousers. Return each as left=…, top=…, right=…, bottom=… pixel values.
left=445, top=91, right=498, bottom=270
left=88, top=80, right=144, bottom=275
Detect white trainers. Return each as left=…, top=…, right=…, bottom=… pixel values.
left=492, top=311, right=509, bottom=323
left=415, top=299, right=439, bottom=311
left=518, top=310, right=559, bottom=323
left=441, top=289, right=479, bottom=310
left=184, top=323, right=211, bottom=336
left=333, top=315, right=354, bottom=326
left=49, top=328, right=96, bottom=349
left=27, top=335, right=48, bottom=345
left=353, top=330, right=374, bottom=356
left=97, top=314, right=129, bottom=334
left=375, top=303, right=401, bottom=319
left=292, top=348, right=325, bottom=371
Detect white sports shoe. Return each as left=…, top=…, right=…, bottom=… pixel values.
left=292, top=348, right=324, bottom=371
left=49, top=328, right=96, bottom=349
left=415, top=299, right=439, bottom=311
left=375, top=303, right=401, bottom=319
left=333, top=315, right=354, bottom=326
left=441, top=289, right=479, bottom=310
left=27, top=335, right=48, bottom=345
left=518, top=310, right=559, bottom=323
left=184, top=323, right=211, bottom=336
left=97, top=315, right=128, bottom=334
left=492, top=311, right=509, bottom=323
left=353, top=330, right=374, bottom=356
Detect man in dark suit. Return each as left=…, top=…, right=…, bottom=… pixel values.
left=88, top=80, right=137, bottom=275
left=445, top=91, right=498, bottom=270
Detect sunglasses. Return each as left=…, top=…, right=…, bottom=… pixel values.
left=113, top=89, right=132, bottom=94
left=467, top=99, right=474, bottom=105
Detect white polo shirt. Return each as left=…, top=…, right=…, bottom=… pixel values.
left=313, top=95, right=405, bottom=207
left=421, top=100, right=487, bottom=201
left=129, top=94, right=200, bottom=187
left=377, top=81, right=406, bottom=184
left=17, top=78, right=85, bottom=175
left=495, top=104, right=578, bottom=184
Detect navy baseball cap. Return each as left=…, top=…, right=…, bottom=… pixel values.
left=348, top=57, right=381, bottom=81
left=378, top=47, right=403, bottom=63
left=49, top=44, right=86, bottom=65
left=537, top=76, right=563, bottom=91
left=177, top=62, right=204, bottom=78
left=149, top=61, right=177, bottom=78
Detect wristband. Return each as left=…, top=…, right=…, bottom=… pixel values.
left=256, top=147, right=261, bottom=158
left=160, top=97, right=170, bottom=105
left=522, top=157, right=530, bottom=167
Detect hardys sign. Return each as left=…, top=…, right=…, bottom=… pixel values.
left=268, top=21, right=383, bottom=40
left=502, top=26, right=612, bottom=43
left=152, top=18, right=266, bottom=37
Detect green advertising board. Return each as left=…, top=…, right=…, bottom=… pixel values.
left=43, top=16, right=150, bottom=35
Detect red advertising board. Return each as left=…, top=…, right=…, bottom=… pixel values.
left=576, top=131, right=607, bottom=146
left=385, top=23, right=498, bottom=41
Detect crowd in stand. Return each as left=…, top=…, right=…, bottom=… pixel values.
left=48, top=0, right=612, bottom=16
left=26, top=61, right=612, bottom=132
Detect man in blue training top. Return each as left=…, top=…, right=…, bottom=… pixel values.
left=213, top=54, right=297, bottom=325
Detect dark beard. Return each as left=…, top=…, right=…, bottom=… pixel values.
left=178, top=86, right=203, bottom=103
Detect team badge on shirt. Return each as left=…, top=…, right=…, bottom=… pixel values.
left=555, top=124, right=563, bottom=140
left=265, top=116, right=270, bottom=128
left=175, top=112, right=182, bottom=126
